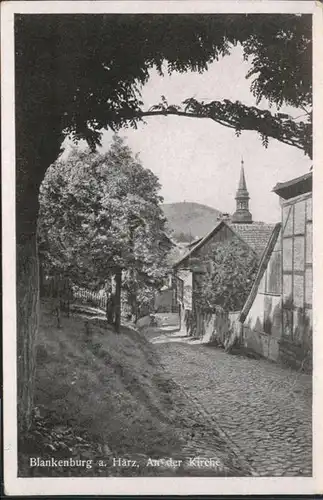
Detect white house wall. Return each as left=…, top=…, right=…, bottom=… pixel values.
left=243, top=235, right=282, bottom=361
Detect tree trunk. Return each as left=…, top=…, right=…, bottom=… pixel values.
left=15, top=25, right=66, bottom=437
left=15, top=126, right=63, bottom=436
left=39, top=255, right=46, bottom=297
left=17, top=233, right=39, bottom=434
left=114, top=269, right=122, bottom=333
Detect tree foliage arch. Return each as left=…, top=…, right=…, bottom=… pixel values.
left=14, top=12, right=312, bottom=433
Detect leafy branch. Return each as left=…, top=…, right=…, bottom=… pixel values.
left=114, top=97, right=311, bottom=157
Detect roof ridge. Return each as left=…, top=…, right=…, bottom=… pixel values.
left=173, top=220, right=224, bottom=267
left=173, top=219, right=279, bottom=268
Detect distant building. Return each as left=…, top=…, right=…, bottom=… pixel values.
left=153, top=233, right=183, bottom=314
left=173, top=161, right=275, bottom=333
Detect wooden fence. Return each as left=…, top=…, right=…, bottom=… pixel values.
left=155, top=304, right=180, bottom=314
left=72, top=285, right=107, bottom=311
left=42, top=276, right=178, bottom=319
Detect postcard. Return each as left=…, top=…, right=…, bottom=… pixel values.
left=2, top=0, right=323, bottom=495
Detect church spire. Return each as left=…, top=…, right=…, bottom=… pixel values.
left=238, top=158, right=247, bottom=191
left=232, top=159, right=253, bottom=224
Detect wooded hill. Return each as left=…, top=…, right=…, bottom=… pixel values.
left=163, top=202, right=224, bottom=242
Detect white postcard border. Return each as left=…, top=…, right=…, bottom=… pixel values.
left=2, top=0, right=323, bottom=495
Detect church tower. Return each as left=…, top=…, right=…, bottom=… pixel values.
left=232, top=159, right=253, bottom=224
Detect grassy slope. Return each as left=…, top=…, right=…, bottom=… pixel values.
left=163, top=202, right=223, bottom=239
left=19, top=300, right=249, bottom=477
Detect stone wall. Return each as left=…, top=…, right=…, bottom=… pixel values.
left=191, top=308, right=242, bottom=350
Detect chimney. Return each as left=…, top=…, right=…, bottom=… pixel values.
left=217, top=212, right=230, bottom=222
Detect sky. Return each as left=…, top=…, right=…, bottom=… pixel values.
left=64, top=45, right=311, bottom=224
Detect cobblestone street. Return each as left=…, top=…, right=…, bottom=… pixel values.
left=143, top=326, right=312, bottom=477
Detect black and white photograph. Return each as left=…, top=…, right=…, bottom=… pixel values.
left=2, top=0, right=322, bottom=495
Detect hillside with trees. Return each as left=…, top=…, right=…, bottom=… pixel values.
left=163, top=202, right=223, bottom=242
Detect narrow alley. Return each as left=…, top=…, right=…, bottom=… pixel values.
left=143, top=325, right=312, bottom=477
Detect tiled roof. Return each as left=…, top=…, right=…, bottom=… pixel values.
left=173, top=220, right=277, bottom=267
left=228, top=222, right=277, bottom=257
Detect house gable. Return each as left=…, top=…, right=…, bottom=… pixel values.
left=174, top=221, right=240, bottom=269
left=174, top=220, right=276, bottom=270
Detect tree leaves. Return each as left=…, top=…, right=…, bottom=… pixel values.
left=16, top=13, right=312, bottom=171
left=38, top=136, right=170, bottom=303
left=137, top=98, right=311, bottom=157
left=195, top=239, right=258, bottom=312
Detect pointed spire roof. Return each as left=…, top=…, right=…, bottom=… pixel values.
left=238, top=159, right=248, bottom=191
left=232, top=158, right=252, bottom=223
